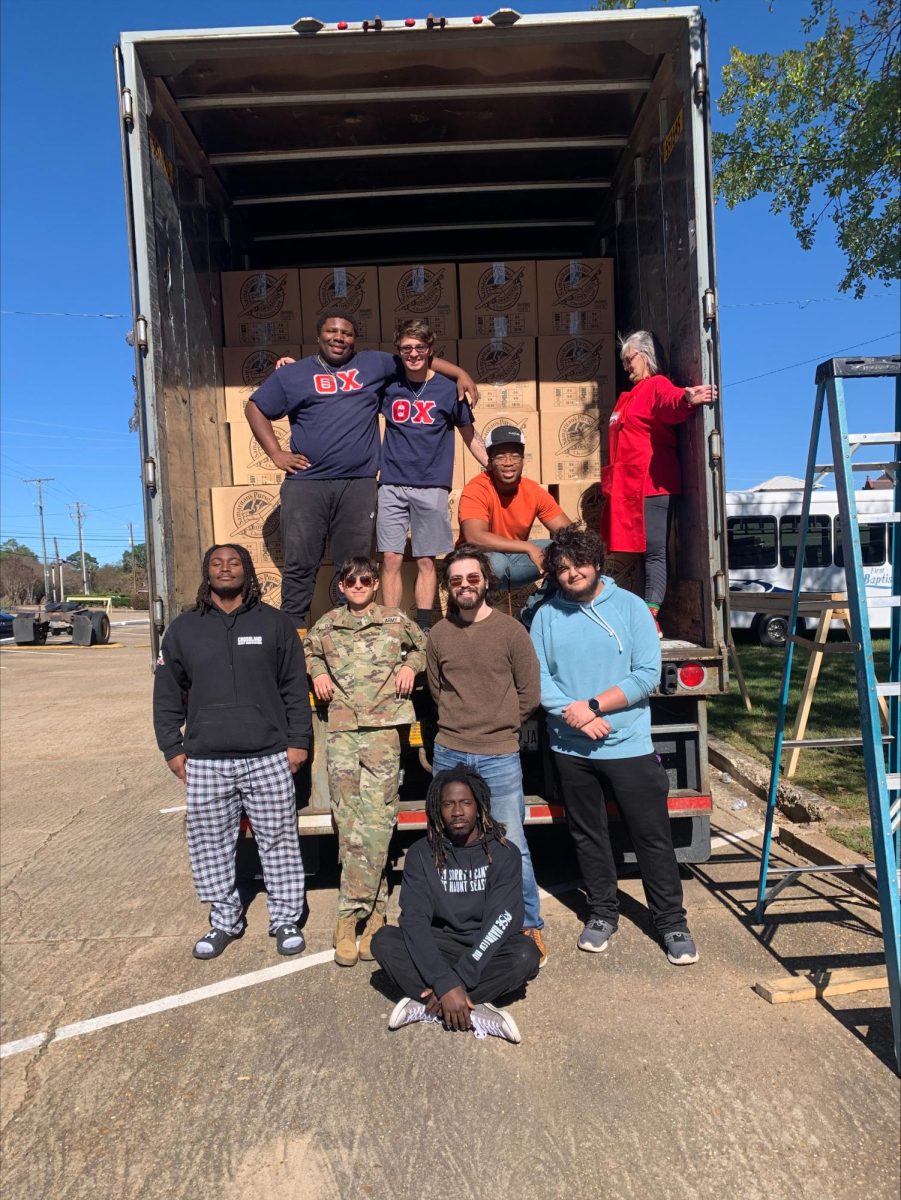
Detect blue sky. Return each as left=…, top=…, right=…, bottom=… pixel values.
left=1, top=0, right=898, bottom=565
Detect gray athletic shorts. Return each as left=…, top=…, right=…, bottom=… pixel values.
left=377, top=484, right=453, bottom=557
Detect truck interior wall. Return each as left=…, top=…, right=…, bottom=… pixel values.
left=142, top=78, right=235, bottom=618
left=612, top=47, right=713, bottom=645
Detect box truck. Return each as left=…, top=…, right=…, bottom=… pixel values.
left=117, top=6, right=729, bottom=860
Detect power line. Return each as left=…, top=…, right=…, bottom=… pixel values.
left=0, top=309, right=126, bottom=319
left=726, top=332, right=901, bottom=389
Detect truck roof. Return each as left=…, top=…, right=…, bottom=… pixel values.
left=118, top=7, right=704, bottom=265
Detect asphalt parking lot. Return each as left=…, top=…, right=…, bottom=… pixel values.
left=1, top=623, right=898, bottom=1200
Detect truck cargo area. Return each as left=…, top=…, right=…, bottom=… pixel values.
left=119, top=7, right=727, bottom=668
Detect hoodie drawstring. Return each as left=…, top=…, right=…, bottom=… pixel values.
left=579, top=603, right=624, bottom=654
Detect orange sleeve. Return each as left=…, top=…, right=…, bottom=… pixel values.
left=458, top=476, right=491, bottom=525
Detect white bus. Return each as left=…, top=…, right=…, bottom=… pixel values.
left=726, top=487, right=895, bottom=646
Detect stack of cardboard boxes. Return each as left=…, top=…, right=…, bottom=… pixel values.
left=211, top=259, right=616, bottom=619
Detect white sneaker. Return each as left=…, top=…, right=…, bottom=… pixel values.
left=470, top=1002, right=522, bottom=1044
left=388, top=997, right=442, bottom=1031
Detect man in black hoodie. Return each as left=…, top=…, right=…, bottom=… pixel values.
left=153, top=544, right=312, bottom=960
left=371, top=765, right=540, bottom=1043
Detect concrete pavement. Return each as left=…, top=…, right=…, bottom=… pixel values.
left=1, top=626, right=898, bottom=1200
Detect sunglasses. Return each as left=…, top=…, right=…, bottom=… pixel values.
left=448, top=573, right=483, bottom=587
left=397, top=344, right=429, bottom=357
left=341, top=573, right=374, bottom=587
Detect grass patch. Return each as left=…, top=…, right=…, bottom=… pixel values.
left=826, top=824, right=875, bottom=858
left=710, top=634, right=890, bottom=822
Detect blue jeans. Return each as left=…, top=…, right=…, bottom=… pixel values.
left=432, top=744, right=542, bottom=930
left=486, top=539, right=551, bottom=588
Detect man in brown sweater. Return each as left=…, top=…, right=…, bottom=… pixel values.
left=426, top=544, right=547, bottom=966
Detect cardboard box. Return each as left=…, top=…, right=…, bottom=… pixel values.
left=300, top=265, right=380, bottom=343
left=223, top=346, right=301, bottom=425
left=464, top=410, right=541, bottom=482
left=537, top=334, right=617, bottom=409
left=379, top=264, right=459, bottom=339
left=221, top=269, right=302, bottom=346
left=448, top=488, right=462, bottom=536
left=536, top=259, right=615, bottom=336
left=553, top=481, right=605, bottom=528
left=379, top=340, right=458, bottom=364
left=458, top=337, right=537, bottom=410
left=539, top=409, right=603, bottom=484
left=459, top=261, right=538, bottom=338
left=210, top=485, right=283, bottom=560
left=228, top=420, right=290, bottom=487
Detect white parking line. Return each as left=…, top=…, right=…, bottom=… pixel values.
left=710, top=826, right=764, bottom=850
left=0, top=948, right=335, bottom=1061
left=160, top=805, right=187, bottom=814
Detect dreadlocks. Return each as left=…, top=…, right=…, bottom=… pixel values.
left=194, top=544, right=262, bottom=613
left=424, top=764, right=507, bottom=870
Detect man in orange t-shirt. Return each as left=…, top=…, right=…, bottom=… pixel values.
left=458, top=425, right=573, bottom=586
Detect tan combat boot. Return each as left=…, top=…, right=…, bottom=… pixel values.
left=333, top=917, right=359, bottom=967
left=358, top=912, right=386, bottom=961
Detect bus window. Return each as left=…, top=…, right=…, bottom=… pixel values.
left=834, top=517, right=887, bottom=567
left=727, top=516, right=778, bottom=568
left=779, top=515, right=832, bottom=568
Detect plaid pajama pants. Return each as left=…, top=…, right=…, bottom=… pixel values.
left=185, top=753, right=304, bottom=935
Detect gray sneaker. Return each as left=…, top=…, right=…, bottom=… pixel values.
left=470, top=1002, right=522, bottom=1044
left=388, top=997, right=442, bottom=1031
left=578, top=918, right=616, bottom=953
left=663, top=930, right=699, bottom=964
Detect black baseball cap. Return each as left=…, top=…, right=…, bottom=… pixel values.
left=485, top=424, right=525, bottom=452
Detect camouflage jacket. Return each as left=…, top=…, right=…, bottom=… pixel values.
left=304, top=604, right=427, bottom=732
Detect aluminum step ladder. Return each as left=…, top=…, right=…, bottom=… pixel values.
left=753, top=354, right=900, bottom=1071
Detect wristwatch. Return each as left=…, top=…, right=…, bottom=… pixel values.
left=587, top=698, right=601, bottom=715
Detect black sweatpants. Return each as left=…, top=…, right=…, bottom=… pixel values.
left=643, top=494, right=673, bottom=608
left=279, top=476, right=378, bottom=628
left=371, top=924, right=540, bottom=1005
left=552, top=750, right=687, bottom=935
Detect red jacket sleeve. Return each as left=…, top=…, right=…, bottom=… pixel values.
left=649, top=375, right=694, bottom=425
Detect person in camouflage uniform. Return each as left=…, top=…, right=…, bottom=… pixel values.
left=304, top=556, right=427, bottom=967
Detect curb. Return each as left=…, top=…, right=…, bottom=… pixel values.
left=708, top=734, right=843, bottom=823
left=708, top=735, right=878, bottom=902
left=776, top=824, right=879, bottom=902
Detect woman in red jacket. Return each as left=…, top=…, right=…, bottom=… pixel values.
left=600, top=331, right=716, bottom=637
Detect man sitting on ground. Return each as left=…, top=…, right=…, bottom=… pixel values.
left=371, top=765, right=541, bottom=1044
left=458, top=424, right=573, bottom=588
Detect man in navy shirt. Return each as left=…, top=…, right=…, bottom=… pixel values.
left=378, top=320, right=487, bottom=630
left=245, top=311, right=477, bottom=633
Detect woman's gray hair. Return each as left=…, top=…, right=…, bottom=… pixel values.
left=619, top=330, right=658, bottom=375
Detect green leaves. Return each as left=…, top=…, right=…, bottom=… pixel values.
left=714, top=0, right=900, bottom=296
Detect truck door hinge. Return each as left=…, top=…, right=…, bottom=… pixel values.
left=143, top=458, right=158, bottom=491
left=121, top=87, right=134, bottom=128
left=713, top=571, right=726, bottom=603
left=709, top=429, right=722, bottom=464
left=130, top=315, right=149, bottom=352
left=703, top=288, right=716, bottom=327
left=693, top=64, right=707, bottom=105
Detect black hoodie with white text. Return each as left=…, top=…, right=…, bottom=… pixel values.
left=398, top=833, right=524, bottom=998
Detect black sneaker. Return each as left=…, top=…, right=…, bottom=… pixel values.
left=273, top=923, right=306, bottom=956
left=663, top=930, right=699, bottom=965
left=192, top=927, right=243, bottom=960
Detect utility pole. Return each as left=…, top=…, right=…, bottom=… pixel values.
left=68, top=502, right=89, bottom=594
left=24, top=477, right=53, bottom=602
left=53, top=537, right=64, bottom=603
left=127, top=522, right=138, bottom=597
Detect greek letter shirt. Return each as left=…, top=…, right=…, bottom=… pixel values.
left=251, top=350, right=400, bottom=481
left=379, top=373, right=474, bottom=489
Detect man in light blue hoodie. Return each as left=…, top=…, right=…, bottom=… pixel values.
left=529, top=525, right=698, bottom=965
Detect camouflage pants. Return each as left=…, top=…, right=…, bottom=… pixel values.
left=327, top=727, right=401, bottom=920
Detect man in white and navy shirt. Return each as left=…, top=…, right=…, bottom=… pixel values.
left=152, top=544, right=312, bottom=961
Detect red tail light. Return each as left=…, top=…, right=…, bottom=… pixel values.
left=678, top=662, right=706, bottom=690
